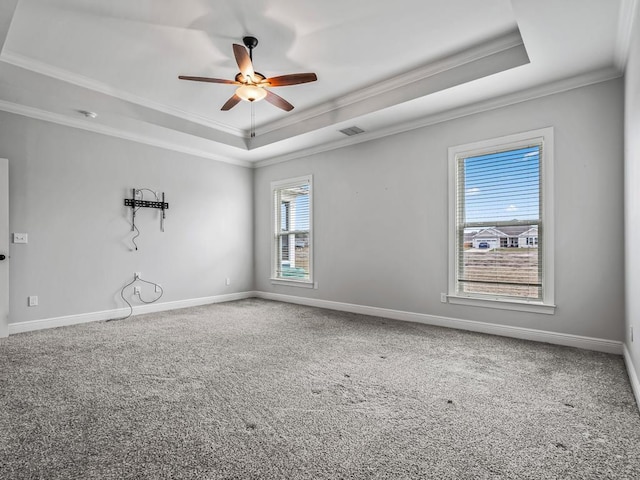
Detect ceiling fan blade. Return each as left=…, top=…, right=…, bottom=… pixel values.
left=264, top=73, right=318, bottom=87
left=178, top=75, right=239, bottom=85
left=233, top=44, right=255, bottom=81
left=221, top=94, right=242, bottom=111
left=265, top=90, right=294, bottom=112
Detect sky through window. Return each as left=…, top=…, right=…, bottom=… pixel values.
left=462, top=146, right=540, bottom=224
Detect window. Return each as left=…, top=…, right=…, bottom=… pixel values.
left=271, top=175, right=313, bottom=286
left=448, top=128, right=555, bottom=314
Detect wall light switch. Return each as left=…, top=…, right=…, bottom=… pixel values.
left=13, top=233, right=28, bottom=244
left=28, top=295, right=38, bottom=307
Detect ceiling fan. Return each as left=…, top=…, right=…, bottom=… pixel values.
left=179, top=36, right=317, bottom=112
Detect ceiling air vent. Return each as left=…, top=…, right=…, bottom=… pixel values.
left=339, top=126, right=365, bottom=136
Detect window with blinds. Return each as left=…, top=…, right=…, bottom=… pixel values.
left=448, top=128, right=554, bottom=311
left=272, top=175, right=312, bottom=283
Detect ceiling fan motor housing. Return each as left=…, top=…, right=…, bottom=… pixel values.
left=235, top=72, right=266, bottom=84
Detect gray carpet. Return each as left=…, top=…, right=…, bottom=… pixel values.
left=1, top=299, right=639, bottom=479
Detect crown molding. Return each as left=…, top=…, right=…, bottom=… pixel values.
left=0, top=50, right=246, bottom=137
left=254, top=66, right=621, bottom=169
left=0, top=100, right=252, bottom=168
left=614, top=0, right=638, bottom=72
left=0, top=62, right=621, bottom=169
left=254, top=30, right=525, bottom=138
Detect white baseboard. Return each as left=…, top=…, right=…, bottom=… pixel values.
left=9, top=290, right=624, bottom=356
left=255, top=292, right=623, bottom=355
left=623, top=344, right=640, bottom=408
left=8, top=291, right=256, bottom=335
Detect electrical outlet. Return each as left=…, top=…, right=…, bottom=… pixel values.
left=134, top=272, right=141, bottom=280
left=225, top=278, right=231, bottom=286
left=155, top=284, right=161, bottom=293
left=13, top=233, right=28, bottom=244
left=28, top=295, right=38, bottom=307
left=134, top=286, right=141, bottom=295
left=440, top=293, right=448, bottom=303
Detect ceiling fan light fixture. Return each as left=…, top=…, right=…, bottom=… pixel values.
left=179, top=36, right=316, bottom=111
left=236, top=84, right=267, bottom=102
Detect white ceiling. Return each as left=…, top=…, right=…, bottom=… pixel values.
left=0, top=0, right=631, bottom=166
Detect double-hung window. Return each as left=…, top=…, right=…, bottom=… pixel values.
left=448, top=128, right=555, bottom=314
left=271, top=175, right=313, bottom=286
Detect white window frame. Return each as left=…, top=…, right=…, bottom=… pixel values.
left=271, top=175, right=314, bottom=288
left=447, top=128, right=555, bottom=314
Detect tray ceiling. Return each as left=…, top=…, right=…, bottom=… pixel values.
left=0, top=0, right=630, bottom=166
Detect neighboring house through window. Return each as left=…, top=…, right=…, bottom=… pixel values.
left=271, top=175, right=313, bottom=286
left=448, top=128, right=555, bottom=314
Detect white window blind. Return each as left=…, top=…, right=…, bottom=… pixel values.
left=456, top=143, right=542, bottom=300
left=272, top=176, right=312, bottom=282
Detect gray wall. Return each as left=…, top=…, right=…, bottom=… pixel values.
left=255, top=79, right=624, bottom=341
left=1, top=76, right=626, bottom=344
left=625, top=7, right=640, bottom=377
left=1, top=112, right=254, bottom=323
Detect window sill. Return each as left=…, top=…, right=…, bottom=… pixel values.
left=446, top=295, right=556, bottom=315
left=270, top=278, right=315, bottom=289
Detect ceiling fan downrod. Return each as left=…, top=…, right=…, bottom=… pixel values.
left=243, top=36, right=259, bottom=61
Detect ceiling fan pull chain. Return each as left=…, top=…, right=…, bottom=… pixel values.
left=251, top=102, right=256, bottom=138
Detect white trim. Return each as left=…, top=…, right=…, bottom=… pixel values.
left=614, top=0, right=639, bottom=72
left=7, top=291, right=256, bottom=335
left=271, top=175, right=313, bottom=283
left=448, top=127, right=552, bottom=158
left=0, top=100, right=252, bottom=168
left=270, top=175, right=313, bottom=190
left=623, top=344, right=640, bottom=410
left=0, top=55, right=618, bottom=169
left=270, top=279, right=314, bottom=289
left=0, top=50, right=619, bottom=169
left=7, top=291, right=624, bottom=356
left=446, top=295, right=555, bottom=314
left=253, top=67, right=620, bottom=169
left=0, top=51, right=244, bottom=137
left=255, top=292, right=621, bottom=354
left=447, top=127, right=555, bottom=311
left=542, top=129, right=555, bottom=305
left=0, top=158, right=7, bottom=338
left=254, top=30, right=525, bottom=137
